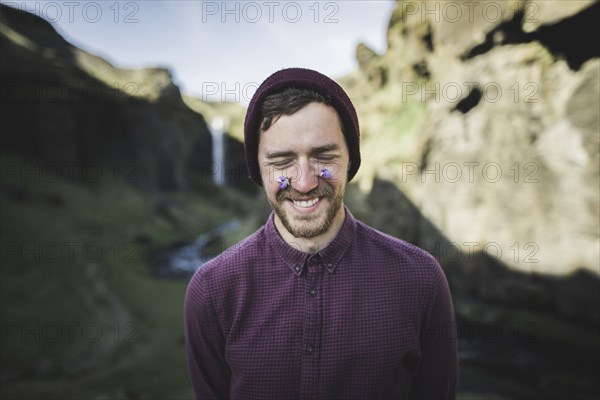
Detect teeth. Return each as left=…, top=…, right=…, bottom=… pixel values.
left=293, top=197, right=319, bottom=208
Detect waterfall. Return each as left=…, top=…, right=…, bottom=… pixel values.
left=209, top=117, right=226, bottom=186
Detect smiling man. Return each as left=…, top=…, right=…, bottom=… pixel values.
left=184, top=68, right=458, bottom=399
left=260, top=98, right=348, bottom=250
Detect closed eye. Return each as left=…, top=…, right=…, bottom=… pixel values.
left=316, top=155, right=337, bottom=162
left=271, top=160, right=295, bottom=168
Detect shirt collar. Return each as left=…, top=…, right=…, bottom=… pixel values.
left=265, top=205, right=357, bottom=275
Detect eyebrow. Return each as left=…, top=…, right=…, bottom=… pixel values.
left=265, top=150, right=295, bottom=160
left=265, top=144, right=340, bottom=160
left=311, top=144, right=340, bottom=154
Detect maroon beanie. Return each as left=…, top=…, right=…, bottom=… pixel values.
left=244, top=67, right=361, bottom=186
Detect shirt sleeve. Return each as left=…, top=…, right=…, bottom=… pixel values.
left=410, top=260, right=459, bottom=399
left=184, top=271, right=231, bottom=399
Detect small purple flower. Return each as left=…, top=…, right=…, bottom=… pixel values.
left=320, top=168, right=332, bottom=179
left=277, top=176, right=290, bottom=190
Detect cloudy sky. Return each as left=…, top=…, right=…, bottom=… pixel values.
left=3, top=0, right=396, bottom=103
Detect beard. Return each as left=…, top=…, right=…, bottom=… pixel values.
left=268, top=181, right=344, bottom=239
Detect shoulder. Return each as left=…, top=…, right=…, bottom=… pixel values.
left=355, top=220, right=439, bottom=268
left=353, top=220, right=447, bottom=289
left=353, top=220, right=450, bottom=312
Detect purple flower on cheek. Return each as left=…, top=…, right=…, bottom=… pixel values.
left=277, top=176, right=290, bottom=190
left=320, top=168, right=332, bottom=179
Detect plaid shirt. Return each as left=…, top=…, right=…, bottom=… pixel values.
left=184, top=207, right=458, bottom=399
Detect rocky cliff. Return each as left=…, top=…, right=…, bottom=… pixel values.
left=340, top=1, right=599, bottom=395
left=0, top=3, right=216, bottom=192
left=343, top=0, right=598, bottom=277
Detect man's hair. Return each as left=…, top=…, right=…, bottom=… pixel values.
left=259, top=87, right=344, bottom=133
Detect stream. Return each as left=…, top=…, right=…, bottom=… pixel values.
left=151, top=219, right=241, bottom=278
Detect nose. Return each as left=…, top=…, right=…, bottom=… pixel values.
left=291, top=159, right=319, bottom=194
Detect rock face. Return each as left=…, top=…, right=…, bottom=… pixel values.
left=342, top=0, right=599, bottom=278
left=341, top=1, right=599, bottom=395
left=0, top=4, right=213, bottom=191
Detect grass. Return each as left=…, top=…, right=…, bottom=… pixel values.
left=0, top=155, right=252, bottom=399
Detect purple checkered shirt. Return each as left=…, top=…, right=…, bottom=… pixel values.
left=184, top=207, right=458, bottom=399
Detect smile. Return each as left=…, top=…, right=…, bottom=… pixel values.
left=291, top=197, right=320, bottom=208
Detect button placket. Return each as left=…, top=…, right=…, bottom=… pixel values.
left=299, top=256, right=323, bottom=398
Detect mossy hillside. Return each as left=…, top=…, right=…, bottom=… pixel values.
left=1, top=154, right=251, bottom=399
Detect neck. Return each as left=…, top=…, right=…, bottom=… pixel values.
left=274, top=206, right=346, bottom=254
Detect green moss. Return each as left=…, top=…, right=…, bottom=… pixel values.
left=0, top=155, right=250, bottom=399
left=356, top=90, right=426, bottom=190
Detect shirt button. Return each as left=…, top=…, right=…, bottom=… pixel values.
left=294, top=266, right=301, bottom=272
left=308, top=288, right=316, bottom=296
left=306, top=345, right=314, bottom=354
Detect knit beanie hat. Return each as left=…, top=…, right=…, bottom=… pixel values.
left=244, top=67, right=360, bottom=186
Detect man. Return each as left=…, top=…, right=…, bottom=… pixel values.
left=184, top=68, right=458, bottom=399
